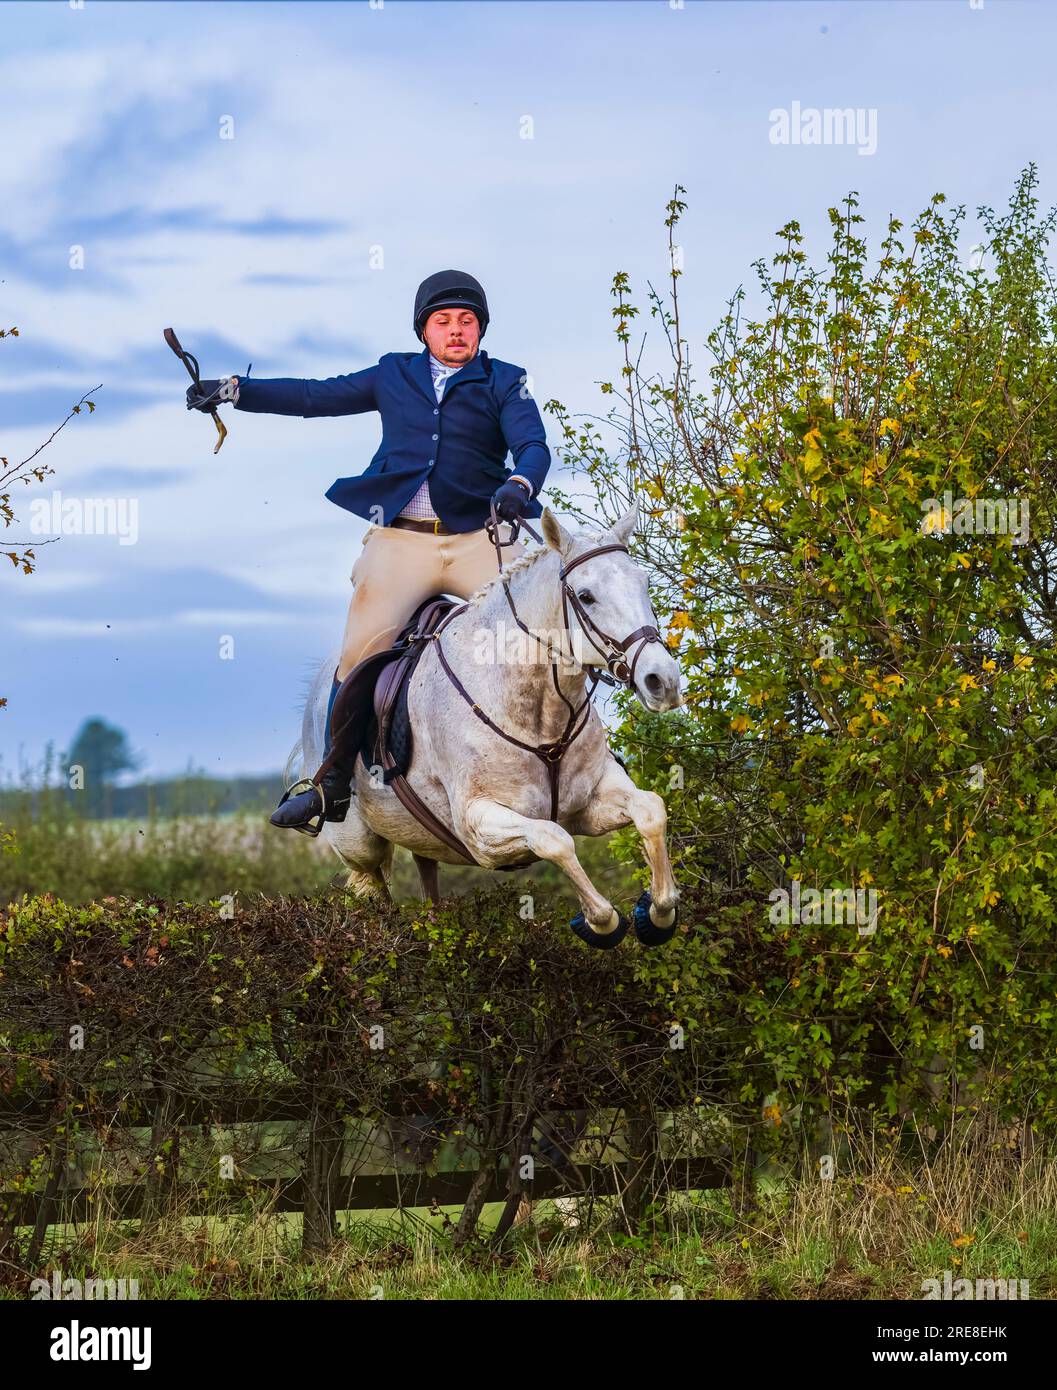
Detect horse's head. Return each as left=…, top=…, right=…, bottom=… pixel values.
left=540, top=502, right=683, bottom=713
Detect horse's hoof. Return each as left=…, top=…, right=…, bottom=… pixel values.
left=570, top=909, right=629, bottom=950
left=633, top=889, right=679, bottom=947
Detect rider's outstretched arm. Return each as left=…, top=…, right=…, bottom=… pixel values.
left=233, top=364, right=379, bottom=418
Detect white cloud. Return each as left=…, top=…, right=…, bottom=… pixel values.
left=13, top=607, right=327, bottom=640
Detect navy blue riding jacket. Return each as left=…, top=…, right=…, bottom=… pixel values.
left=234, top=347, right=550, bottom=533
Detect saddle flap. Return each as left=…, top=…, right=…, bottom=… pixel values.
left=373, top=655, right=413, bottom=724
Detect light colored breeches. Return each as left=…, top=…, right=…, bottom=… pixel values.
left=336, top=524, right=526, bottom=680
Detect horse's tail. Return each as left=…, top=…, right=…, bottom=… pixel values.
left=289, top=653, right=340, bottom=785
left=283, top=738, right=302, bottom=787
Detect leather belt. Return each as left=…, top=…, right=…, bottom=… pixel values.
left=390, top=516, right=457, bottom=535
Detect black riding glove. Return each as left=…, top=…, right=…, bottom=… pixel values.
left=186, top=377, right=239, bottom=411
left=492, top=477, right=531, bottom=523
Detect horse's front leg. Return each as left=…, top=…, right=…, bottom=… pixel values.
left=566, top=760, right=679, bottom=941
left=462, top=796, right=626, bottom=947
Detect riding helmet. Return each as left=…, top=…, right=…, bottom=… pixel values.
left=413, top=270, right=490, bottom=341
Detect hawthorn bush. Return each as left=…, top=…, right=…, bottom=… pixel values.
left=547, top=168, right=1057, bottom=1138
left=0, top=886, right=739, bottom=1252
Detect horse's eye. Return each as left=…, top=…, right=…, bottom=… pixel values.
left=577, top=590, right=595, bottom=605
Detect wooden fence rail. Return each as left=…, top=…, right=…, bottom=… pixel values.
left=0, top=1087, right=729, bottom=1251
left=2, top=1158, right=728, bottom=1228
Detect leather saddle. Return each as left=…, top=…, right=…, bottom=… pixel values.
left=328, top=594, right=459, bottom=784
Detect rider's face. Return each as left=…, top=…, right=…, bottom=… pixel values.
left=423, top=308, right=480, bottom=366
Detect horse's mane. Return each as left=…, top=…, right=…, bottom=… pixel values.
left=464, top=530, right=612, bottom=607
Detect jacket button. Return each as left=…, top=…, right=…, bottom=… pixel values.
left=433, top=408, right=439, bottom=416
left=432, top=433, right=439, bottom=441
left=428, top=460, right=434, bottom=467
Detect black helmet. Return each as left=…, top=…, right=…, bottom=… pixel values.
left=413, top=269, right=489, bottom=342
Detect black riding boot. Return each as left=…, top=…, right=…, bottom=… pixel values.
left=270, top=671, right=355, bottom=834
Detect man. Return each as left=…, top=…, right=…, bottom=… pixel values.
left=187, top=270, right=549, bottom=829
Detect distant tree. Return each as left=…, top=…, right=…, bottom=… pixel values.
left=66, top=719, right=142, bottom=813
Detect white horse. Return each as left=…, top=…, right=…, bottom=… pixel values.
left=287, top=503, right=683, bottom=947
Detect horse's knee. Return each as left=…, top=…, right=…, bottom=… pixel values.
left=527, top=820, right=576, bottom=862
left=631, top=789, right=668, bottom=837
left=464, top=798, right=574, bottom=863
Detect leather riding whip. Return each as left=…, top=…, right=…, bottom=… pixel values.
left=163, top=327, right=228, bottom=454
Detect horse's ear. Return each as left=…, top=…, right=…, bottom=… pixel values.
left=609, top=499, right=640, bottom=546
left=541, top=506, right=574, bottom=556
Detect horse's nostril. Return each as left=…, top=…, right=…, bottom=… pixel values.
left=644, top=673, right=664, bottom=695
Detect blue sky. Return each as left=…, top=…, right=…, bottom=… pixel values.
left=1, top=0, right=1054, bottom=780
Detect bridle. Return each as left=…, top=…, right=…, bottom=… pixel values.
left=484, top=498, right=665, bottom=687
left=424, top=499, right=665, bottom=821
left=558, top=545, right=667, bottom=687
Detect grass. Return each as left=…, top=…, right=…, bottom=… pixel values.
left=0, top=778, right=640, bottom=908
left=6, top=1123, right=1055, bottom=1300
